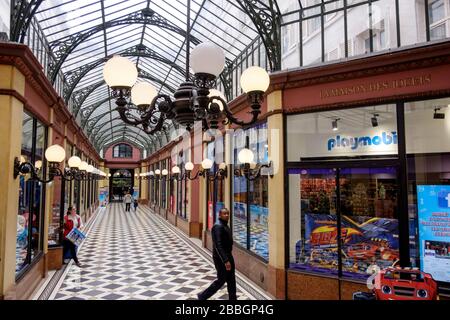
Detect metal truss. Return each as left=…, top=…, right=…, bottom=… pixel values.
left=93, top=124, right=165, bottom=152
left=72, top=69, right=176, bottom=119
left=65, top=44, right=185, bottom=104
left=10, top=0, right=44, bottom=42
left=237, top=0, right=282, bottom=71
left=48, top=8, right=201, bottom=83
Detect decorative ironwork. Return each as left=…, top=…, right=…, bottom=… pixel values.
left=234, top=161, right=273, bottom=181
left=237, top=0, right=281, bottom=71
left=64, top=44, right=183, bottom=104
left=10, top=0, right=44, bottom=42
left=48, top=8, right=201, bottom=83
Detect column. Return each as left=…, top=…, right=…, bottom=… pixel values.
left=140, top=164, right=148, bottom=204
left=0, top=65, right=25, bottom=298
left=266, top=90, right=286, bottom=299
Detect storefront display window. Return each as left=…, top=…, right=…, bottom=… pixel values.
left=232, top=123, right=269, bottom=260
left=288, top=106, right=400, bottom=279
left=161, top=159, right=167, bottom=209
left=16, top=112, right=47, bottom=276
left=405, top=97, right=450, bottom=284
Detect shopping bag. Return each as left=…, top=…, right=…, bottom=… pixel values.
left=66, top=227, right=86, bottom=246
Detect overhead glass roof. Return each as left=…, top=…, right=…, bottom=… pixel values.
left=31, top=0, right=278, bottom=154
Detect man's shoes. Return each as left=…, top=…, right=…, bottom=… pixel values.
left=75, top=262, right=82, bottom=268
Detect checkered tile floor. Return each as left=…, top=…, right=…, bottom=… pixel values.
left=50, top=203, right=256, bottom=300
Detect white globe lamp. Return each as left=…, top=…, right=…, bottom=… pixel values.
left=201, top=158, right=213, bottom=170
left=190, top=42, right=225, bottom=77
left=238, top=148, right=254, bottom=164
left=131, top=82, right=158, bottom=107
left=45, top=145, right=66, bottom=163
left=79, top=161, right=89, bottom=171
left=240, top=66, right=270, bottom=93
left=103, top=56, right=138, bottom=89
left=185, top=162, right=194, bottom=171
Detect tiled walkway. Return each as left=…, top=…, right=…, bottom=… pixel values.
left=49, top=203, right=256, bottom=300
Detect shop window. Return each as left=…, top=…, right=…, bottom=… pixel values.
left=405, top=97, right=450, bottom=285
left=161, top=159, right=167, bottom=209
left=232, top=123, right=269, bottom=260
left=289, top=166, right=400, bottom=280
left=287, top=106, right=400, bottom=279
left=16, top=112, right=47, bottom=277
left=113, top=143, right=132, bottom=158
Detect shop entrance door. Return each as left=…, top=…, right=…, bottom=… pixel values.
left=296, top=164, right=400, bottom=279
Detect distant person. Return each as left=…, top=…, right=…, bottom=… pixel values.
left=63, top=206, right=83, bottom=267
left=133, top=198, right=138, bottom=212
left=124, top=192, right=132, bottom=212
left=198, top=208, right=236, bottom=300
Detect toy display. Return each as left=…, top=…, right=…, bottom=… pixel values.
left=294, top=213, right=399, bottom=279
left=354, top=266, right=439, bottom=300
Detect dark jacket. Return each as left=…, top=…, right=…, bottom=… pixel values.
left=212, top=218, right=233, bottom=264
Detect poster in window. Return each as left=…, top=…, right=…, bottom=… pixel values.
left=299, top=213, right=399, bottom=274
left=417, top=185, right=450, bottom=283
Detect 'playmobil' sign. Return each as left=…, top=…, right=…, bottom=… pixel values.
left=327, top=131, right=398, bottom=152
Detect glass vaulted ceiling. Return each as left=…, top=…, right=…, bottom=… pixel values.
left=33, top=0, right=262, bottom=153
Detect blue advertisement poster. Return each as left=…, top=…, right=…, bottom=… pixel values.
left=99, top=188, right=109, bottom=207
left=417, top=185, right=450, bottom=283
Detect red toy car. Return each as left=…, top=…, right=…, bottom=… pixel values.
left=347, top=243, right=399, bottom=261
left=373, top=267, right=438, bottom=300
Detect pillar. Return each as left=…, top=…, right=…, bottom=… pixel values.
left=140, top=164, right=148, bottom=204
left=0, top=65, right=25, bottom=298
left=266, top=90, right=286, bottom=299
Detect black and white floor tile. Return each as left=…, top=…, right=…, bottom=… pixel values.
left=49, top=203, right=256, bottom=300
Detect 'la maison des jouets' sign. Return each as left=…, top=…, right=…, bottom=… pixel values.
left=320, top=74, right=432, bottom=99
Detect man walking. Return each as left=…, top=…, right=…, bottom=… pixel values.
left=198, top=208, right=236, bottom=300
left=124, top=192, right=132, bottom=212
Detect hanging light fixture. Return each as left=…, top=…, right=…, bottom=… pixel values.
left=103, top=0, right=270, bottom=133
left=371, top=113, right=379, bottom=127
left=332, top=118, right=340, bottom=131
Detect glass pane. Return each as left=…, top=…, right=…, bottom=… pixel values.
left=31, top=122, right=46, bottom=261
left=324, top=12, right=345, bottom=62
left=289, top=168, right=338, bottom=275
left=347, top=3, right=371, bottom=57
left=405, top=97, right=450, bottom=282
left=371, top=0, right=397, bottom=53
left=302, top=14, right=322, bottom=66
left=249, top=177, right=269, bottom=260
left=16, top=113, right=33, bottom=275
left=233, top=175, right=247, bottom=248
left=339, top=167, right=399, bottom=279
left=399, top=0, right=427, bottom=46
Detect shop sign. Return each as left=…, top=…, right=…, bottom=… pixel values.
left=417, top=185, right=450, bottom=283
left=327, top=131, right=398, bottom=152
